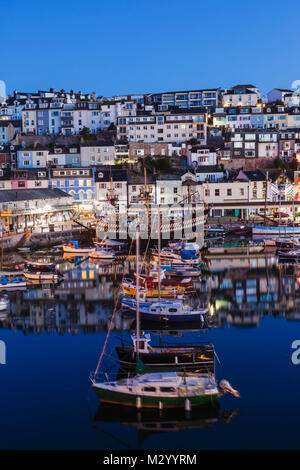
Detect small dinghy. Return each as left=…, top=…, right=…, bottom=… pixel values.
left=89, top=249, right=115, bottom=260
left=62, top=240, right=95, bottom=255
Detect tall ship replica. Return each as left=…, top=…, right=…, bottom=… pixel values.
left=95, top=169, right=206, bottom=241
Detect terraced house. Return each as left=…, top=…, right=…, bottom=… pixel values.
left=117, top=108, right=207, bottom=144
left=49, top=167, right=95, bottom=205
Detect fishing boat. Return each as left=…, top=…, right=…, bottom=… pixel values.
left=62, top=240, right=95, bottom=255
left=0, top=275, right=26, bottom=290
left=116, top=333, right=215, bottom=372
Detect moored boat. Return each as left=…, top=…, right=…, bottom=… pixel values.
left=91, top=371, right=220, bottom=408
left=0, top=295, right=9, bottom=311
left=0, top=275, right=26, bottom=290
left=121, top=298, right=207, bottom=323
left=116, top=333, right=215, bottom=372
left=62, top=240, right=95, bottom=255
left=89, top=249, right=115, bottom=260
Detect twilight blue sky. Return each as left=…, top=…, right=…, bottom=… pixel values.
left=1, top=0, right=300, bottom=98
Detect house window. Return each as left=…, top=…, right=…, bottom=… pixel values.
left=227, top=189, right=232, bottom=196
left=215, top=189, right=220, bottom=196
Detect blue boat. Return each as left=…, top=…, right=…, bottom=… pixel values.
left=0, top=275, right=26, bottom=290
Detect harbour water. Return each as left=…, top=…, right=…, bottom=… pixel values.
left=0, top=250, right=299, bottom=450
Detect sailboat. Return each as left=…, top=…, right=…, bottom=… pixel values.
left=91, top=370, right=220, bottom=408
left=115, top=332, right=215, bottom=372
left=121, top=297, right=207, bottom=323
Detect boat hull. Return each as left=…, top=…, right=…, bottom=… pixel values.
left=252, top=225, right=300, bottom=236
left=62, top=246, right=94, bottom=255
left=89, top=252, right=114, bottom=260
left=122, top=285, right=178, bottom=298
left=0, top=282, right=27, bottom=290
left=115, top=346, right=214, bottom=372
left=24, top=272, right=58, bottom=282
left=140, top=311, right=205, bottom=323
left=92, top=386, right=219, bottom=408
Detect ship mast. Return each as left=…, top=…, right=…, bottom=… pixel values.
left=158, top=206, right=161, bottom=301
left=136, top=225, right=140, bottom=360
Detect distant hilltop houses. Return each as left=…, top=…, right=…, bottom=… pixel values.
left=1, top=83, right=300, bottom=217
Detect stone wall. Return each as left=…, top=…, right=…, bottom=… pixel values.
left=221, top=157, right=275, bottom=171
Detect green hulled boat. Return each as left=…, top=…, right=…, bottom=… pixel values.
left=91, top=371, right=220, bottom=409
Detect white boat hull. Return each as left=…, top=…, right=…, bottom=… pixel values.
left=253, top=225, right=300, bottom=237
left=62, top=246, right=95, bottom=255
left=89, top=251, right=114, bottom=260
left=24, top=272, right=58, bottom=282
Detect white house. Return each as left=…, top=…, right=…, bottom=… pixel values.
left=80, top=142, right=115, bottom=166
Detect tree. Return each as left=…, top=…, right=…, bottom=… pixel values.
left=80, top=127, right=91, bottom=139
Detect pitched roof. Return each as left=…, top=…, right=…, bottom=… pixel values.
left=0, top=188, right=72, bottom=203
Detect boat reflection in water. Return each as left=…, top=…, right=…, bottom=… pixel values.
left=92, top=403, right=239, bottom=449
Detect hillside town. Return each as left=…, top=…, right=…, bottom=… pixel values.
left=0, top=83, right=300, bottom=237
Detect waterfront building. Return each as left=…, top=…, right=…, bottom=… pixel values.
left=49, top=167, right=95, bottom=206
left=94, top=168, right=128, bottom=210
left=267, top=169, right=294, bottom=202
left=0, top=188, right=74, bottom=233
left=127, top=173, right=156, bottom=204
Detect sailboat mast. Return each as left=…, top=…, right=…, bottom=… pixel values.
left=136, top=225, right=140, bottom=360
left=158, top=206, right=161, bottom=301
left=293, top=196, right=295, bottom=246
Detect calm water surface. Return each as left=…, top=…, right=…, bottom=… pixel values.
left=0, top=250, right=299, bottom=449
